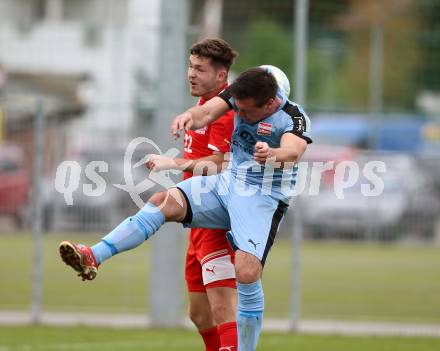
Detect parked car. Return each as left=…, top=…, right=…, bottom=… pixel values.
left=44, top=144, right=159, bottom=232
left=311, top=113, right=427, bottom=151
left=0, top=144, right=30, bottom=227
left=296, top=152, right=440, bottom=240
left=311, top=114, right=371, bottom=149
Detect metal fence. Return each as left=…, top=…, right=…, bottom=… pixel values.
left=1, top=0, right=440, bottom=336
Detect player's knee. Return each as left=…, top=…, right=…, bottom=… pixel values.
left=188, top=308, right=202, bottom=326
left=188, top=306, right=211, bottom=329
left=235, top=252, right=262, bottom=284
left=148, top=191, right=168, bottom=208
left=148, top=190, right=186, bottom=221
left=236, top=270, right=258, bottom=284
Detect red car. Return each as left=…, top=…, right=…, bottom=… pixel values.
left=0, top=144, right=30, bottom=227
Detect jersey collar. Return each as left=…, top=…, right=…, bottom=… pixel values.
left=199, top=83, right=229, bottom=105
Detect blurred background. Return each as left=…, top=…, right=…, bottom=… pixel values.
left=0, top=0, right=440, bottom=337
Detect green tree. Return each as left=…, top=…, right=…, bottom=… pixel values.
left=416, top=0, right=440, bottom=92
left=232, top=18, right=292, bottom=78
left=335, top=0, right=420, bottom=112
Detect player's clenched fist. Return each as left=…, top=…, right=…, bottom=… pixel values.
left=171, top=112, right=193, bottom=139
left=254, top=141, right=273, bottom=164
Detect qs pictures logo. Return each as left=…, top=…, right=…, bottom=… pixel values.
left=54, top=138, right=182, bottom=210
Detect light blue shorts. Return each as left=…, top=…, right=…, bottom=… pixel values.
left=176, top=171, right=288, bottom=264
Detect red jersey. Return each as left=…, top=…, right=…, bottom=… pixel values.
left=183, top=89, right=237, bottom=293
left=183, top=95, right=234, bottom=180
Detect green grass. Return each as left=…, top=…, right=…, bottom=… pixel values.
left=264, top=241, right=440, bottom=323
left=1, top=325, right=440, bottom=351
left=1, top=233, right=440, bottom=323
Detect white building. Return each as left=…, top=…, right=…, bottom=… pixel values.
left=0, top=0, right=162, bottom=146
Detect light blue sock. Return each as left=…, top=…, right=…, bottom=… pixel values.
left=237, top=279, right=264, bottom=351
left=92, top=202, right=165, bottom=264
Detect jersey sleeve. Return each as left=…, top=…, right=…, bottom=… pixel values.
left=218, top=85, right=236, bottom=110
left=282, top=102, right=313, bottom=144
left=207, top=110, right=234, bottom=153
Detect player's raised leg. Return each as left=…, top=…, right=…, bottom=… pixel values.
left=59, top=188, right=187, bottom=280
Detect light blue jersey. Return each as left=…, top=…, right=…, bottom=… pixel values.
left=219, top=87, right=312, bottom=204
left=176, top=86, right=312, bottom=262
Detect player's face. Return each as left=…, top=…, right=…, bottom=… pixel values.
left=235, top=97, right=276, bottom=123
left=188, top=55, right=226, bottom=99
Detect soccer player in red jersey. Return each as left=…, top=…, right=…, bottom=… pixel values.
left=147, top=38, right=238, bottom=351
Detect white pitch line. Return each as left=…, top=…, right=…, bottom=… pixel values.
left=1, top=311, right=440, bottom=337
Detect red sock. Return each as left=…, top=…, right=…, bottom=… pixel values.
left=218, top=321, right=238, bottom=351
left=199, top=326, right=220, bottom=351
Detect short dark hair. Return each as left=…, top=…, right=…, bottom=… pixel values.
left=190, top=38, right=238, bottom=71
left=230, top=67, right=278, bottom=107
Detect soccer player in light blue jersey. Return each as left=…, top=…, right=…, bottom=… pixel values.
left=59, top=67, right=312, bottom=351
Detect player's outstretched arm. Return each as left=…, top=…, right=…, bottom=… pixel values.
left=254, top=133, right=308, bottom=165
left=146, top=154, right=191, bottom=172
left=146, top=152, right=228, bottom=174
left=171, top=97, right=230, bottom=139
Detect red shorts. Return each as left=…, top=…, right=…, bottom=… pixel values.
left=185, top=227, right=236, bottom=292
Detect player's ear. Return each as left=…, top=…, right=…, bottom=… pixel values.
left=217, top=69, right=227, bottom=82
left=265, top=97, right=275, bottom=109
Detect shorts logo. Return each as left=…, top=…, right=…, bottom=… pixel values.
left=248, top=239, right=261, bottom=250
left=205, top=266, right=216, bottom=274
left=257, top=122, right=272, bottom=136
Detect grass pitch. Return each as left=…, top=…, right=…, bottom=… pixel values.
left=1, top=233, right=440, bottom=323
left=1, top=325, right=440, bottom=351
